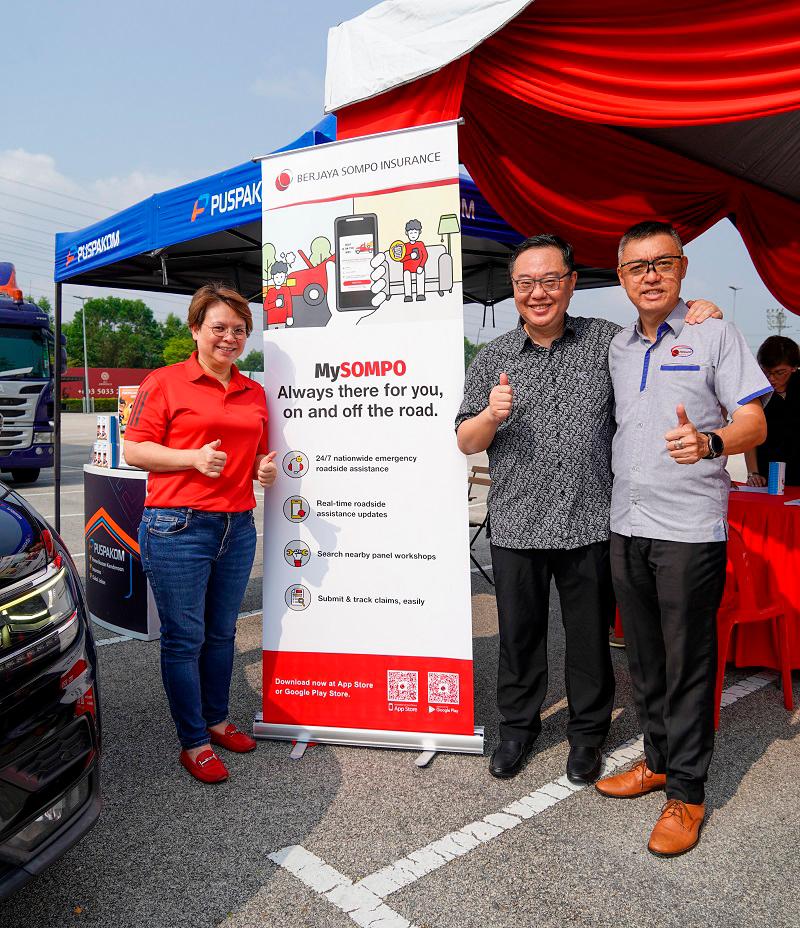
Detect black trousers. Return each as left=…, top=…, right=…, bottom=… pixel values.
left=490, top=541, right=615, bottom=746
left=610, top=533, right=727, bottom=804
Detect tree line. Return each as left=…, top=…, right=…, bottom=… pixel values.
left=61, top=296, right=263, bottom=371
left=36, top=293, right=475, bottom=373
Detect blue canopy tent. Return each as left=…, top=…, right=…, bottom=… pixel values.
left=51, top=115, right=615, bottom=526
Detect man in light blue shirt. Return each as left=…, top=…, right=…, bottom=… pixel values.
left=595, top=221, right=770, bottom=858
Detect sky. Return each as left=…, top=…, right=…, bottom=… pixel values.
left=1, top=0, right=792, bottom=357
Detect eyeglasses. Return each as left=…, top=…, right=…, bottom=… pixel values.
left=762, top=366, right=795, bottom=380
left=511, top=272, right=571, bottom=294
left=204, top=323, right=248, bottom=339
left=618, top=255, right=683, bottom=279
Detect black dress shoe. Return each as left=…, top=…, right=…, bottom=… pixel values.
left=489, top=739, right=532, bottom=779
left=566, top=745, right=603, bottom=784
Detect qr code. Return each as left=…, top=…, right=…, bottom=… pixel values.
left=387, top=670, right=418, bottom=703
left=428, top=672, right=460, bottom=705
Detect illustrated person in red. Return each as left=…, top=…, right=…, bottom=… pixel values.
left=265, top=261, right=294, bottom=328
left=124, top=283, right=278, bottom=784
left=402, top=219, right=428, bottom=302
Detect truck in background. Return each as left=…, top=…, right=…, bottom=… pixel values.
left=0, top=263, right=57, bottom=484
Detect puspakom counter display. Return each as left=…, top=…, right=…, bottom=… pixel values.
left=83, top=396, right=160, bottom=640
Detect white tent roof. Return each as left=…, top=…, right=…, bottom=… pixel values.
left=325, top=0, right=532, bottom=113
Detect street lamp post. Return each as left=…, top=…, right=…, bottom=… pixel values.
left=728, top=285, right=742, bottom=325
left=74, top=295, right=93, bottom=414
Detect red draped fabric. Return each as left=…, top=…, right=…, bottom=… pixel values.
left=336, top=0, right=800, bottom=312
left=472, top=0, right=800, bottom=126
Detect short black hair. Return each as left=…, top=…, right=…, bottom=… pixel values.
left=405, top=219, right=422, bottom=233
left=508, top=233, right=574, bottom=278
left=618, top=221, right=683, bottom=263
left=272, top=261, right=288, bottom=276
left=757, top=335, right=800, bottom=368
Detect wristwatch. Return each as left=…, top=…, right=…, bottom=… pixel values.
left=701, top=431, right=724, bottom=459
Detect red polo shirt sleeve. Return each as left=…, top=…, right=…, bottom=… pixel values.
left=125, top=354, right=269, bottom=512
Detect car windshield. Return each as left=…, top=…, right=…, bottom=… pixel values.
left=0, top=328, right=50, bottom=379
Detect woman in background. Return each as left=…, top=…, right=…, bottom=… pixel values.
left=124, top=283, right=277, bottom=784
left=746, top=335, right=800, bottom=486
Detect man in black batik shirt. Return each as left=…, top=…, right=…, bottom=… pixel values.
left=456, top=233, right=720, bottom=784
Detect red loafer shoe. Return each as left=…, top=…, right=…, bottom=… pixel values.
left=179, top=748, right=229, bottom=784
left=208, top=723, right=257, bottom=753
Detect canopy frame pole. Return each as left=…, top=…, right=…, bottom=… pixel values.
left=481, top=263, right=496, bottom=328
left=54, top=282, right=62, bottom=534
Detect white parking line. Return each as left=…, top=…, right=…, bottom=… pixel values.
left=267, top=671, right=778, bottom=928
left=470, top=561, right=492, bottom=574
left=18, top=488, right=84, bottom=498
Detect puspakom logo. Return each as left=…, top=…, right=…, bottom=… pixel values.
left=189, top=181, right=262, bottom=221
left=275, top=169, right=292, bottom=191
left=191, top=194, right=209, bottom=222
left=66, top=230, right=121, bottom=268
left=671, top=345, right=694, bottom=357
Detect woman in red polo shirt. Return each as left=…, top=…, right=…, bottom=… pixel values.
left=124, top=283, right=277, bottom=784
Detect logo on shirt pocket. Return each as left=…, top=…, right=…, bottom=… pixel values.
left=671, top=345, right=694, bottom=357
left=660, top=364, right=701, bottom=372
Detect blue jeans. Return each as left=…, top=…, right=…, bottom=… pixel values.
left=138, top=507, right=257, bottom=749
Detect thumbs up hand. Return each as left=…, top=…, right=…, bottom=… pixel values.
left=663, top=404, right=705, bottom=464
left=256, top=451, right=278, bottom=488
left=488, top=372, right=513, bottom=423
left=194, top=439, right=228, bottom=478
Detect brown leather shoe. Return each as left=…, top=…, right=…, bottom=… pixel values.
left=647, top=799, right=705, bottom=857
left=595, top=759, right=666, bottom=798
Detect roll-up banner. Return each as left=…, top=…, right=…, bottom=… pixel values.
left=254, top=122, right=482, bottom=754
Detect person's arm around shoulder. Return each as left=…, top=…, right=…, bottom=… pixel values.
left=456, top=372, right=512, bottom=455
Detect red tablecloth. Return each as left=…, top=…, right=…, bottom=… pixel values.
left=727, top=484, right=800, bottom=670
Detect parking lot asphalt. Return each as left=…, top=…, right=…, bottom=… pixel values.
left=2, top=416, right=796, bottom=928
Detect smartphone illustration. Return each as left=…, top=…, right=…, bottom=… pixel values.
left=290, top=499, right=305, bottom=519
left=334, top=213, right=378, bottom=310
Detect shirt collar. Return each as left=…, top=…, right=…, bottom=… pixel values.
left=632, top=300, right=688, bottom=343
left=515, top=314, right=576, bottom=351
left=186, top=351, right=206, bottom=382
left=185, top=351, right=251, bottom=391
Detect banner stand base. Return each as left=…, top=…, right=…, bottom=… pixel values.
left=254, top=716, right=484, bottom=756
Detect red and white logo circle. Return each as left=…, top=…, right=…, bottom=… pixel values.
left=671, top=345, right=694, bottom=357
left=275, top=169, right=292, bottom=191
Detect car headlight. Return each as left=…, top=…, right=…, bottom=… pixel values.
left=4, top=775, right=91, bottom=855
left=1, top=567, right=75, bottom=632
left=0, top=567, right=79, bottom=673
left=32, top=432, right=54, bottom=445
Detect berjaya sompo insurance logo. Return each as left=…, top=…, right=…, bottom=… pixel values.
left=275, top=168, right=292, bottom=191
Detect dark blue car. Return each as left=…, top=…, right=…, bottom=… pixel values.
left=0, top=481, right=101, bottom=898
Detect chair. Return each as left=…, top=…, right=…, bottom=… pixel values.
left=468, top=465, right=493, bottom=585
left=714, top=525, right=793, bottom=729
left=385, top=244, right=454, bottom=299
